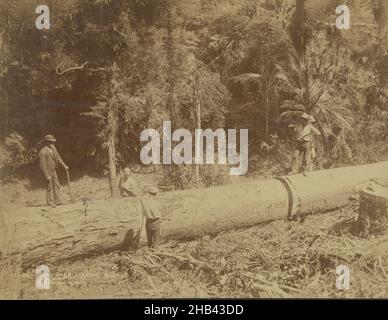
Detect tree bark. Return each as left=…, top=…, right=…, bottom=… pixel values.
left=289, top=0, right=306, bottom=56
left=265, top=94, right=269, bottom=139
left=193, top=72, right=201, bottom=186
left=374, top=0, right=388, bottom=53
left=108, top=63, right=120, bottom=198
left=2, top=179, right=288, bottom=269
left=108, top=135, right=119, bottom=197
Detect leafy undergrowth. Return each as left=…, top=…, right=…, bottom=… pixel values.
left=5, top=206, right=387, bottom=299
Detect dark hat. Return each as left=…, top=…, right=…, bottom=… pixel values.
left=44, top=134, right=56, bottom=142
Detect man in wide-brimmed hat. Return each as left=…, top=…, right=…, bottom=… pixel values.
left=38, top=134, right=69, bottom=207
left=289, top=113, right=321, bottom=175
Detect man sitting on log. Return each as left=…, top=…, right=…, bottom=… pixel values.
left=140, top=187, right=161, bottom=249
left=38, top=134, right=69, bottom=208
left=119, top=166, right=141, bottom=197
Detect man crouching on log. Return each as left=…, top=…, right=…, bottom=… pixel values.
left=140, top=187, right=161, bottom=249
left=38, top=134, right=69, bottom=208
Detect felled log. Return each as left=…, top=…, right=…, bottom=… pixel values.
left=0, top=179, right=289, bottom=269
left=279, top=161, right=388, bottom=219
left=1, top=161, right=388, bottom=269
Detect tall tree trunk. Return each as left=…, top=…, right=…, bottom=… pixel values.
left=194, top=74, right=201, bottom=186
left=108, top=104, right=119, bottom=198
left=166, top=6, right=176, bottom=122
left=165, top=5, right=179, bottom=186
left=108, top=63, right=120, bottom=198
left=0, top=31, right=8, bottom=138
left=289, top=0, right=306, bottom=57
left=374, top=0, right=388, bottom=53
left=265, top=93, right=269, bottom=140
left=108, top=135, right=118, bottom=198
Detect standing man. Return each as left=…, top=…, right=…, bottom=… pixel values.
left=39, top=134, right=69, bottom=207
left=290, top=113, right=321, bottom=175
left=140, top=187, right=161, bottom=249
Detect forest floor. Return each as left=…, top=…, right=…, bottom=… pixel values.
left=1, top=174, right=388, bottom=299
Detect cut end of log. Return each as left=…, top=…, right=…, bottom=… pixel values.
left=356, top=183, right=388, bottom=236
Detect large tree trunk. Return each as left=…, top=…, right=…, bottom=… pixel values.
left=194, top=83, right=201, bottom=185
left=2, top=161, right=388, bottom=269
left=108, top=135, right=119, bottom=197
left=264, top=94, right=269, bottom=139
left=108, top=63, right=120, bottom=198
left=374, top=0, right=388, bottom=52
left=289, top=0, right=306, bottom=56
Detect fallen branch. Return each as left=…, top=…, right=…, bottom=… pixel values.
left=123, top=256, right=157, bottom=270
left=378, top=256, right=388, bottom=280
left=242, top=272, right=303, bottom=295
left=250, top=282, right=291, bottom=298
left=151, top=251, right=215, bottom=274
left=152, top=251, right=202, bottom=265
left=56, top=62, right=90, bottom=75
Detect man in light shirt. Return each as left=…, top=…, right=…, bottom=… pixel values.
left=119, top=167, right=140, bottom=197
left=140, top=186, right=161, bottom=249
left=290, top=113, right=321, bottom=175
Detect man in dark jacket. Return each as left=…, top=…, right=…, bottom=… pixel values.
left=38, top=134, right=69, bottom=207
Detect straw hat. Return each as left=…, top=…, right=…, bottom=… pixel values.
left=44, top=134, right=56, bottom=142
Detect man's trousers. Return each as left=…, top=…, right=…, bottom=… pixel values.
left=145, top=218, right=161, bottom=249
left=46, top=171, right=64, bottom=206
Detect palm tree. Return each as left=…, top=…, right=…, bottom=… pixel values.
left=276, top=47, right=352, bottom=145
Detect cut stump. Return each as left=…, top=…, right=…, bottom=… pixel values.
left=357, top=184, right=388, bottom=236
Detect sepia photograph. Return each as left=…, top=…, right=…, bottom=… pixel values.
left=0, top=0, right=388, bottom=302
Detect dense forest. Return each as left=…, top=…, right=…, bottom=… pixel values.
left=0, top=0, right=388, bottom=191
